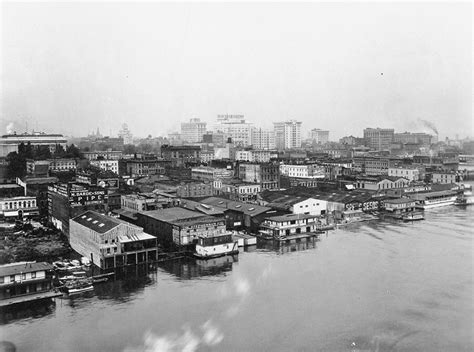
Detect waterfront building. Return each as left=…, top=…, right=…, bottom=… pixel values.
left=382, top=198, right=419, bottom=219
left=274, top=120, right=302, bottom=150
left=355, top=176, right=410, bottom=191
left=432, top=172, right=458, bottom=184
left=0, top=196, right=38, bottom=219
left=70, top=211, right=157, bottom=269
left=0, top=262, right=60, bottom=307
left=48, top=183, right=107, bottom=237
left=251, top=128, right=276, bottom=150
left=363, top=128, right=394, bottom=151
left=259, top=192, right=327, bottom=216
left=237, top=163, right=280, bottom=190
left=310, top=129, right=329, bottom=144
left=388, top=166, right=420, bottom=182
left=83, top=150, right=123, bottom=160
left=136, top=208, right=226, bottom=248
left=0, top=132, right=67, bottom=157
left=259, top=213, right=324, bottom=239
left=199, top=197, right=278, bottom=232
left=160, top=145, right=201, bottom=167
left=181, top=118, right=207, bottom=143
left=90, top=159, right=119, bottom=174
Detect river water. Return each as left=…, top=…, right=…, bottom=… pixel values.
left=0, top=205, right=472, bottom=352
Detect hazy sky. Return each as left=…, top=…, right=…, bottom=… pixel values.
left=1, top=2, right=472, bottom=140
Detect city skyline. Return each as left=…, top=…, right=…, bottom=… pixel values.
left=1, top=2, right=472, bottom=140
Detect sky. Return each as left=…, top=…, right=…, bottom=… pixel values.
left=1, top=1, right=472, bottom=140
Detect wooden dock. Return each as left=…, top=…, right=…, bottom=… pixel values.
left=274, top=233, right=320, bottom=243
left=0, top=291, right=63, bottom=308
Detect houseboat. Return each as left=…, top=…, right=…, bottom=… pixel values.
left=0, top=262, right=62, bottom=307
left=258, top=213, right=323, bottom=240
left=194, top=234, right=239, bottom=259
left=383, top=198, right=424, bottom=221
left=409, top=190, right=458, bottom=209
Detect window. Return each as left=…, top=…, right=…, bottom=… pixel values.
left=0, top=277, right=3, bottom=283
left=10, top=275, right=15, bottom=282
left=22, top=273, right=26, bottom=280
left=31, top=272, right=36, bottom=279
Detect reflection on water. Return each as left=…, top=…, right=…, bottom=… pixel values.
left=0, top=300, right=56, bottom=325
left=158, top=255, right=237, bottom=280
left=256, top=235, right=319, bottom=254
left=1, top=206, right=472, bottom=352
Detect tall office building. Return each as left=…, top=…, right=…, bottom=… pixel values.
left=363, top=128, right=394, bottom=151
left=214, top=115, right=253, bottom=147
left=310, top=129, right=329, bottom=144
left=118, top=123, right=133, bottom=145
left=251, top=127, right=275, bottom=150
left=273, top=120, right=302, bottom=150
left=181, top=118, right=207, bottom=143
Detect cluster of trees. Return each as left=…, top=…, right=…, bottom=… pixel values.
left=6, top=142, right=83, bottom=179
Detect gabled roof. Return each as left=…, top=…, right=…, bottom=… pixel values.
left=72, top=211, right=121, bottom=233
left=200, top=197, right=271, bottom=216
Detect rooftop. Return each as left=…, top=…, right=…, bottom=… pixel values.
left=139, top=208, right=205, bottom=223
left=264, top=213, right=318, bottom=222
left=118, top=232, right=156, bottom=243
left=72, top=211, right=123, bottom=234
left=0, top=262, right=53, bottom=277
left=200, top=197, right=271, bottom=216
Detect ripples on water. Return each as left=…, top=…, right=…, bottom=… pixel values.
left=0, top=206, right=472, bottom=352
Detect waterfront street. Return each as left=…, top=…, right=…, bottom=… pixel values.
left=1, top=205, right=472, bottom=352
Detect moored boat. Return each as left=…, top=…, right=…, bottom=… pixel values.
left=63, top=278, right=94, bottom=295
left=194, top=234, right=239, bottom=259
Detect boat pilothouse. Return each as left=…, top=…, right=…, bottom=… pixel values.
left=194, top=234, right=239, bottom=259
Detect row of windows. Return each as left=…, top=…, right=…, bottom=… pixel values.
left=0, top=272, right=37, bottom=283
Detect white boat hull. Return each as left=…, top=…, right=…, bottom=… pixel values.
left=416, top=197, right=457, bottom=209
left=195, top=242, right=239, bottom=259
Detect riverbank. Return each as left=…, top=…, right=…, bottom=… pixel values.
left=0, top=222, right=72, bottom=264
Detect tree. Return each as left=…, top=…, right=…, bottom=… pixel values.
left=123, top=144, right=137, bottom=154
left=65, top=144, right=83, bottom=158
left=6, top=151, right=26, bottom=179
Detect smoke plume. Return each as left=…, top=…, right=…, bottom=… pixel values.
left=418, top=119, right=438, bottom=135
left=6, top=122, right=14, bottom=134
